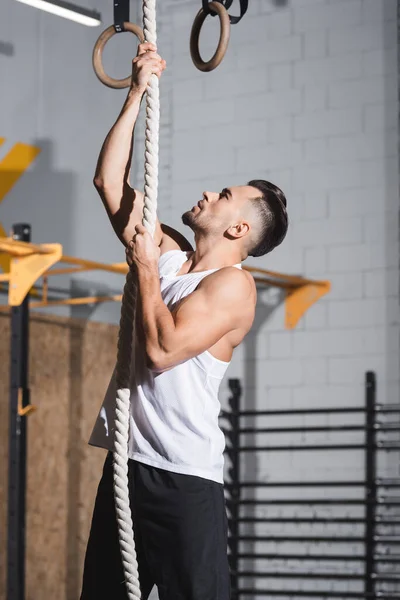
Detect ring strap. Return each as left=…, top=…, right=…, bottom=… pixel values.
left=201, top=0, right=248, bottom=24
left=114, top=0, right=130, bottom=32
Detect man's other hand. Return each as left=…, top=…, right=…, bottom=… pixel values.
left=126, top=224, right=161, bottom=272
left=131, top=42, right=166, bottom=94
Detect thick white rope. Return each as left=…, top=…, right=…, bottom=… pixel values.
left=113, top=1, right=160, bottom=599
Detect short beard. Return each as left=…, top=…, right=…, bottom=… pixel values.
left=181, top=209, right=199, bottom=230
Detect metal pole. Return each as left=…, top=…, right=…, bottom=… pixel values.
left=365, top=371, right=377, bottom=600
left=227, top=378, right=241, bottom=599
left=7, top=223, right=31, bottom=600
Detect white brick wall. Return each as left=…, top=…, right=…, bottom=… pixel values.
left=140, top=2, right=399, bottom=597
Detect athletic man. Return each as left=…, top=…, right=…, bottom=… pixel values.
left=81, top=43, right=288, bottom=600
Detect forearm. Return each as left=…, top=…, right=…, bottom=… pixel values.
left=94, top=88, right=144, bottom=188
left=137, top=266, right=176, bottom=366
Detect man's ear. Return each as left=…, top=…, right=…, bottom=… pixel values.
left=225, top=220, right=250, bottom=240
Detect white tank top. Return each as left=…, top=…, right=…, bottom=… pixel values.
left=89, top=249, right=242, bottom=483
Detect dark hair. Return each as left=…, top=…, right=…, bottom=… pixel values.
left=246, top=179, right=288, bottom=257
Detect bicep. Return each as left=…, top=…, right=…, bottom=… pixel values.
left=172, top=288, right=235, bottom=354
left=159, top=272, right=253, bottom=368
left=98, top=184, right=161, bottom=246
left=99, top=184, right=192, bottom=252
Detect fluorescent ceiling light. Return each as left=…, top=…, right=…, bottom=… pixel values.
left=15, top=0, right=101, bottom=26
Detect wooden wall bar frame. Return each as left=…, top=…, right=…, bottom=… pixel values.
left=0, top=237, right=331, bottom=329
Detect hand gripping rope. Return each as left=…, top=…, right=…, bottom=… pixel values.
left=93, top=1, right=160, bottom=598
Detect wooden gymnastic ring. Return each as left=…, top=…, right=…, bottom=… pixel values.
left=93, top=22, right=145, bottom=89
left=190, top=2, right=231, bottom=72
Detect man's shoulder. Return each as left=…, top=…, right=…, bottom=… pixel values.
left=201, top=266, right=256, bottom=304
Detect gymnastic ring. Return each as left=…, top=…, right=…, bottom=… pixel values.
left=190, top=2, right=231, bottom=72
left=92, top=22, right=145, bottom=89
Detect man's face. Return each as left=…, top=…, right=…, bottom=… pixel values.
left=181, top=185, right=257, bottom=235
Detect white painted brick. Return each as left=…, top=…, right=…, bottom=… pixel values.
left=362, top=48, right=397, bottom=77
left=256, top=9, right=292, bottom=37
left=257, top=359, right=304, bottom=387
left=304, top=191, right=328, bottom=219
left=202, top=120, right=268, bottom=148
left=294, top=159, right=390, bottom=192
left=293, top=329, right=384, bottom=357
left=305, top=247, right=327, bottom=273
left=388, top=328, right=400, bottom=363
left=303, top=30, right=327, bottom=59
left=328, top=23, right=395, bottom=56
left=293, top=0, right=362, bottom=32
left=269, top=63, right=293, bottom=91
left=329, top=272, right=363, bottom=300
left=328, top=299, right=385, bottom=327
left=329, top=77, right=389, bottom=109
left=263, top=168, right=293, bottom=196
left=294, top=54, right=363, bottom=87
left=235, top=89, right=302, bottom=120
left=329, top=187, right=382, bottom=218
left=304, top=86, right=327, bottom=112
left=363, top=213, right=397, bottom=245
left=373, top=156, right=399, bottom=190
left=302, top=358, right=328, bottom=384
left=173, top=97, right=234, bottom=130
left=370, top=242, right=395, bottom=270
left=264, top=387, right=293, bottom=410
left=287, top=192, right=305, bottom=221
left=171, top=5, right=193, bottom=27
left=294, top=108, right=362, bottom=140
left=204, top=68, right=268, bottom=100
left=328, top=355, right=384, bottom=385
left=269, top=332, right=293, bottom=358
left=172, top=133, right=235, bottom=179
left=303, top=302, right=328, bottom=330
left=237, top=37, right=302, bottom=69
left=304, top=138, right=328, bottom=165
left=382, top=186, right=400, bottom=213
left=364, top=269, right=398, bottom=298
left=327, top=131, right=397, bottom=162
left=290, top=0, right=329, bottom=5
left=386, top=268, right=399, bottom=298
left=364, top=103, right=398, bottom=133
left=262, top=241, right=305, bottom=277
left=384, top=268, right=400, bottom=298
left=362, top=0, right=397, bottom=23
left=171, top=24, right=192, bottom=57
left=328, top=245, right=370, bottom=272
left=171, top=53, right=207, bottom=81
left=236, top=141, right=303, bottom=172
left=172, top=77, right=204, bottom=106
left=291, top=217, right=362, bottom=247
left=292, top=384, right=363, bottom=409
left=222, top=15, right=270, bottom=45
left=268, top=115, right=293, bottom=143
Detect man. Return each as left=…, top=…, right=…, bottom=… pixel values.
left=81, top=42, right=288, bottom=600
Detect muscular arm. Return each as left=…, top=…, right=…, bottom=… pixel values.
left=136, top=265, right=254, bottom=371
left=93, top=88, right=164, bottom=246
left=93, top=88, right=192, bottom=253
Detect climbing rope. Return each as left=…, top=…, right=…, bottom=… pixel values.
left=93, top=1, right=160, bottom=598
left=114, top=1, right=159, bottom=596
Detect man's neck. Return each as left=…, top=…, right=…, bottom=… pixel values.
left=187, top=236, right=242, bottom=272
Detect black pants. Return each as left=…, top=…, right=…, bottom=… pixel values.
left=81, top=453, right=231, bottom=599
